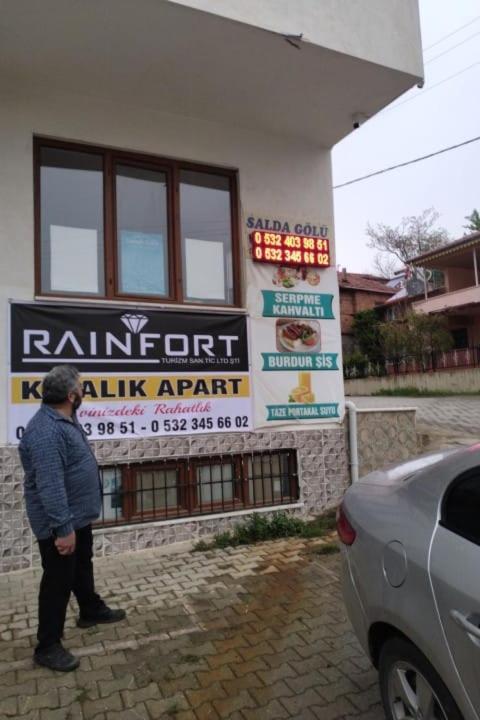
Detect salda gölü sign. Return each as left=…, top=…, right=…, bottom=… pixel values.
left=9, top=303, right=252, bottom=443
left=246, top=215, right=344, bottom=426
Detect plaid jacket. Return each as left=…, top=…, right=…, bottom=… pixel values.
left=19, top=405, right=101, bottom=539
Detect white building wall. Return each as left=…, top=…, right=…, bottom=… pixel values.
left=0, top=86, right=335, bottom=445
left=170, top=0, right=423, bottom=76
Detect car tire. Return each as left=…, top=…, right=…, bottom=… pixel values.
left=379, top=636, right=464, bottom=720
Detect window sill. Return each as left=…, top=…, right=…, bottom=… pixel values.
left=32, top=295, right=247, bottom=314
left=93, top=502, right=305, bottom=534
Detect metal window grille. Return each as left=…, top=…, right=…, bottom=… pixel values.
left=96, top=449, right=298, bottom=527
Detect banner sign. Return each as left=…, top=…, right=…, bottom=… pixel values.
left=261, top=353, right=339, bottom=371
left=261, top=290, right=334, bottom=319
left=9, top=303, right=252, bottom=443
left=266, top=403, right=339, bottom=421
left=246, top=214, right=344, bottom=427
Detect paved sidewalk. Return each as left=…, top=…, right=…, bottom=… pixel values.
left=0, top=537, right=382, bottom=720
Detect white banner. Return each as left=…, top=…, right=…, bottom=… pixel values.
left=245, top=217, right=344, bottom=428
left=9, top=304, right=252, bottom=443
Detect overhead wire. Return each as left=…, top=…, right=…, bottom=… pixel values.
left=333, top=135, right=480, bottom=190
left=377, top=16, right=480, bottom=116
left=423, top=15, right=480, bottom=51
left=381, top=61, right=480, bottom=115
left=424, top=29, right=480, bottom=64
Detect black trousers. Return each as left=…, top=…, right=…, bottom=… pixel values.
left=36, top=524, right=105, bottom=651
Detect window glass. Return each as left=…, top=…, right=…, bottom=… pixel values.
left=197, top=462, right=234, bottom=505
left=451, top=328, right=468, bottom=349
left=116, top=165, right=169, bottom=296
left=100, top=467, right=125, bottom=522
left=248, top=454, right=291, bottom=504
left=40, top=147, right=104, bottom=295
left=180, top=170, right=234, bottom=304
left=443, top=469, right=480, bottom=544
left=137, top=468, right=178, bottom=511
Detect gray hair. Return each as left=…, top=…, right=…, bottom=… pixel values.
left=42, top=365, right=80, bottom=405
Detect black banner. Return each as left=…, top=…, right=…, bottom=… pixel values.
left=10, top=304, right=249, bottom=373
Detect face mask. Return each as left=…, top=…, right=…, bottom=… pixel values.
left=72, top=392, right=82, bottom=411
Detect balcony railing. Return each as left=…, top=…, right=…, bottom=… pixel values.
left=386, top=347, right=480, bottom=375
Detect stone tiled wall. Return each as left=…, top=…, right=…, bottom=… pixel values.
left=0, top=427, right=350, bottom=574
left=356, top=409, right=417, bottom=477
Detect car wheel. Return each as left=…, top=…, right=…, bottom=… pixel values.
left=379, top=636, right=463, bottom=720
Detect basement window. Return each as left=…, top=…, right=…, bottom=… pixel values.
left=96, top=450, right=299, bottom=527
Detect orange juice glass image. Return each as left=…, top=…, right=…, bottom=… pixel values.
left=298, top=371, right=311, bottom=392
left=288, top=372, right=315, bottom=403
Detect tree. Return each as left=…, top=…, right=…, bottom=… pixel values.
left=379, top=320, right=410, bottom=374
left=366, top=208, right=450, bottom=278
left=379, top=313, right=453, bottom=374
left=406, top=313, right=453, bottom=370
left=463, top=209, right=480, bottom=233
left=351, top=309, right=384, bottom=365
left=372, top=254, right=399, bottom=279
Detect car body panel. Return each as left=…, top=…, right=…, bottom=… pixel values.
left=341, top=446, right=480, bottom=720
left=430, top=525, right=480, bottom=719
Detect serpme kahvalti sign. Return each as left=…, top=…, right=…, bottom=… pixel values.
left=9, top=303, right=252, bottom=443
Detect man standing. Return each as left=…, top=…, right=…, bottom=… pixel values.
left=19, top=365, right=125, bottom=672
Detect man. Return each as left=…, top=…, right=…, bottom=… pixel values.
left=19, top=365, right=125, bottom=672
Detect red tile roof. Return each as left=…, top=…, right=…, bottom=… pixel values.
left=337, top=271, right=396, bottom=294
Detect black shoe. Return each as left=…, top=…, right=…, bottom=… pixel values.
left=77, top=606, right=126, bottom=628
left=34, top=643, right=80, bottom=672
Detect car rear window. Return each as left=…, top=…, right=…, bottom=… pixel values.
left=442, top=468, right=480, bottom=545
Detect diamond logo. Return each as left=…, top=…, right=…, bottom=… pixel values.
left=120, top=313, right=149, bottom=334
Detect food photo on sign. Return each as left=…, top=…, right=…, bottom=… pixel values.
left=276, top=319, right=321, bottom=352
left=272, top=266, right=321, bottom=289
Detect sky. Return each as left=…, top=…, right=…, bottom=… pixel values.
left=332, top=0, right=480, bottom=275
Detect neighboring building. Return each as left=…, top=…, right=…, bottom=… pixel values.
left=338, top=269, right=395, bottom=352
left=383, top=267, right=445, bottom=321
left=0, top=0, right=423, bottom=571
left=410, top=231, right=480, bottom=348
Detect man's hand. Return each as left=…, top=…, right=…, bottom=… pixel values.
left=55, top=531, right=76, bottom=555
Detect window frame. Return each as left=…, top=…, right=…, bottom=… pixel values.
left=123, top=461, right=189, bottom=522
left=440, top=466, right=480, bottom=546
left=33, top=137, right=242, bottom=307
left=190, top=455, right=244, bottom=513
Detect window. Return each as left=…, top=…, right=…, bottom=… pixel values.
left=441, top=468, right=480, bottom=545
left=116, top=165, right=169, bottom=297
left=39, top=146, right=105, bottom=295
left=96, top=450, right=298, bottom=526
left=451, top=328, right=468, bottom=349
left=180, top=171, right=234, bottom=304
left=35, top=139, right=240, bottom=306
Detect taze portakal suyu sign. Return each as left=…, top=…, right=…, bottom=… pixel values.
left=9, top=303, right=252, bottom=443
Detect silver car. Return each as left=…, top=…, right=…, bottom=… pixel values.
left=338, top=445, right=480, bottom=720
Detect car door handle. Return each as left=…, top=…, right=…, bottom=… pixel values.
left=450, top=610, right=480, bottom=640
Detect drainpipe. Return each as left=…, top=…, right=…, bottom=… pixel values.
left=345, top=401, right=359, bottom=484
